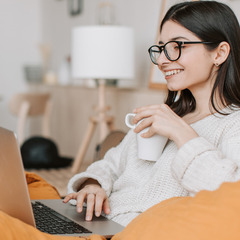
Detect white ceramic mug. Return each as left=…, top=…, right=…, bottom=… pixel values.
left=125, top=113, right=168, bottom=161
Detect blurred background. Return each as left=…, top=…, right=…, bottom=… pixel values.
left=0, top=0, right=239, bottom=169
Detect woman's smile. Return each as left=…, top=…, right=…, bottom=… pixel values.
left=164, top=69, right=183, bottom=77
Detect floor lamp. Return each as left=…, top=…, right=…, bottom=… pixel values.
left=71, top=26, right=134, bottom=173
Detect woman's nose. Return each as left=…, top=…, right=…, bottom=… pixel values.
left=156, top=51, right=170, bottom=66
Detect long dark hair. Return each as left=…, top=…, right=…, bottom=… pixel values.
left=161, top=1, right=240, bottom=116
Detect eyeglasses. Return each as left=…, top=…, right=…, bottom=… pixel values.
left=148, top=41, right=214, bottom=64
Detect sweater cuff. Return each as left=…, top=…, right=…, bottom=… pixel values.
left=172, top=137, right=214, bottom=181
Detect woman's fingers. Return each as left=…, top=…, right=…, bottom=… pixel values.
left=133, top=104, right=170, bottom=124
left=132, top=104, right=180, bottom=139
left=86, top=191, right=109, bottom=220
left=133, top=109, right=155, bottom=124
left=139, top=126, right=155, bottom=138
left=85, top=193, right=96, bottom=221
left=134, top=116, right=153, bottom=133
left=94, top=193, right=105, bottom=217
left=63, top=184, right=109, bottom=220
left=63, top=192, right=78, bottom=203
left=133, top=104, right=162, bottom=113
left=76, top=191, right=87, bottom=213
left=102, top=198, right=111, bottom=215
left=63, top=192, right=87, bottom=214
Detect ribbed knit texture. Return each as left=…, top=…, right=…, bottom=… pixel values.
left=68, top=108, right=240, bottom=226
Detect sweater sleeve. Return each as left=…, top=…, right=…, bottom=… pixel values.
left=67, top=130, right=136, bottom=196
left=172, top=127, right=240, bottom=194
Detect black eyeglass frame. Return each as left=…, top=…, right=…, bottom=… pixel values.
left=148, top=41, right=214, bottom=64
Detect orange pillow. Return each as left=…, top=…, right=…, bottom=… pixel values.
left=0, top=172, right=105, bottom=240
left=0, top=210, right=105, bottom=240
left=26, top=172, right=61, bottom=200
left=113, top=181, right=240, bottom=240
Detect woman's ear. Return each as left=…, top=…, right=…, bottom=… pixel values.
left=213, top=41, right=230, bottom=66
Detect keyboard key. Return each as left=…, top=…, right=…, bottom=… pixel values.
left=32, top=201, right=92, bottom=234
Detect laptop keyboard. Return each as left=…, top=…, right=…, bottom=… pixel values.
left=32, top=201, right=92, bottom=235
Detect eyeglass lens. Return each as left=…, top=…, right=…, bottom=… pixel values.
left=150, top=41, right=180, bottom=64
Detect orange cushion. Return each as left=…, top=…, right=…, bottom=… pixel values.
left=26, top=171, right=61, bottom=200
left=113, top=181, right=240, bottom=240
left=0, top=210, right=105, bottom=240
left=0, top=172, right=105, bottom=240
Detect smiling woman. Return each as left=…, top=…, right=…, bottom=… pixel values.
left=65, top=0, right=240, bottom=228
left=155, top=20, right=224, bottom=96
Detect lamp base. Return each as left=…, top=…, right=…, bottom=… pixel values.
left=71, top=79, right=115, bottom=174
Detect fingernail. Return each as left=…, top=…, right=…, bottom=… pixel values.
left=77, top=207, right=82, bottom=212
left=86, top=215, right=91, bottom=221
left=95, top=211, right=100, bottom=217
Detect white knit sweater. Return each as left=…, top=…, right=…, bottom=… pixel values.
left=68, top=108, right=240, bottom=226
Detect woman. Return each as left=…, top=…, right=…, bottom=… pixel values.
left=64, top=1, right=240, bottom=227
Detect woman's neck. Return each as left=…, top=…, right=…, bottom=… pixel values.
left=184, top=86, right=224, bottom=124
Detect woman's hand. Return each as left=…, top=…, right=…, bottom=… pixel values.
left=133, top=104, right=198, bottom=148
left=63, top=179, right=110, bottom=221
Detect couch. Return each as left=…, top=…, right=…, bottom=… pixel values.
left=1, top=172, right=240, bottom=240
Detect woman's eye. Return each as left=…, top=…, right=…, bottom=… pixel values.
left=174, top=46, right=180, bottom=49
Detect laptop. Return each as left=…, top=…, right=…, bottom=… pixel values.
left=0, top=127, right=124, bottom=237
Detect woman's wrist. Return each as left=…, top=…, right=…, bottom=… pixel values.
left=172, top=124, right=199, bottom=149
left=78, top=178, right=101, bottom=191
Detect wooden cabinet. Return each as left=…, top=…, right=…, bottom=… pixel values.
left=41, top=85, right=167, bottom=166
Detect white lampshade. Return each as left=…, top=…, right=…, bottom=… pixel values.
left=71, top=25, right=135, bottom=80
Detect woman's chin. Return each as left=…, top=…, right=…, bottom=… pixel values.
left=166, top=83, right=182, bottom=92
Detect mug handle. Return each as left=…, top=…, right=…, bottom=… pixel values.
left=125, top=113, right=136, bottom=129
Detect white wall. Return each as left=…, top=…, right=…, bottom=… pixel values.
left=41, top=0, right=164, bottom=88
left=40, top=0, right=240, bottom=89
left=0, top=0, right=42, bottom=131
left=0, top=0, right=240, bottom=141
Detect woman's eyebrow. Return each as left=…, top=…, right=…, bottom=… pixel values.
left=158, top=36, right=190, bottom=45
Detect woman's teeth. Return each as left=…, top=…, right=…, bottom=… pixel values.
left=165, top=69, right=182, bottom=76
